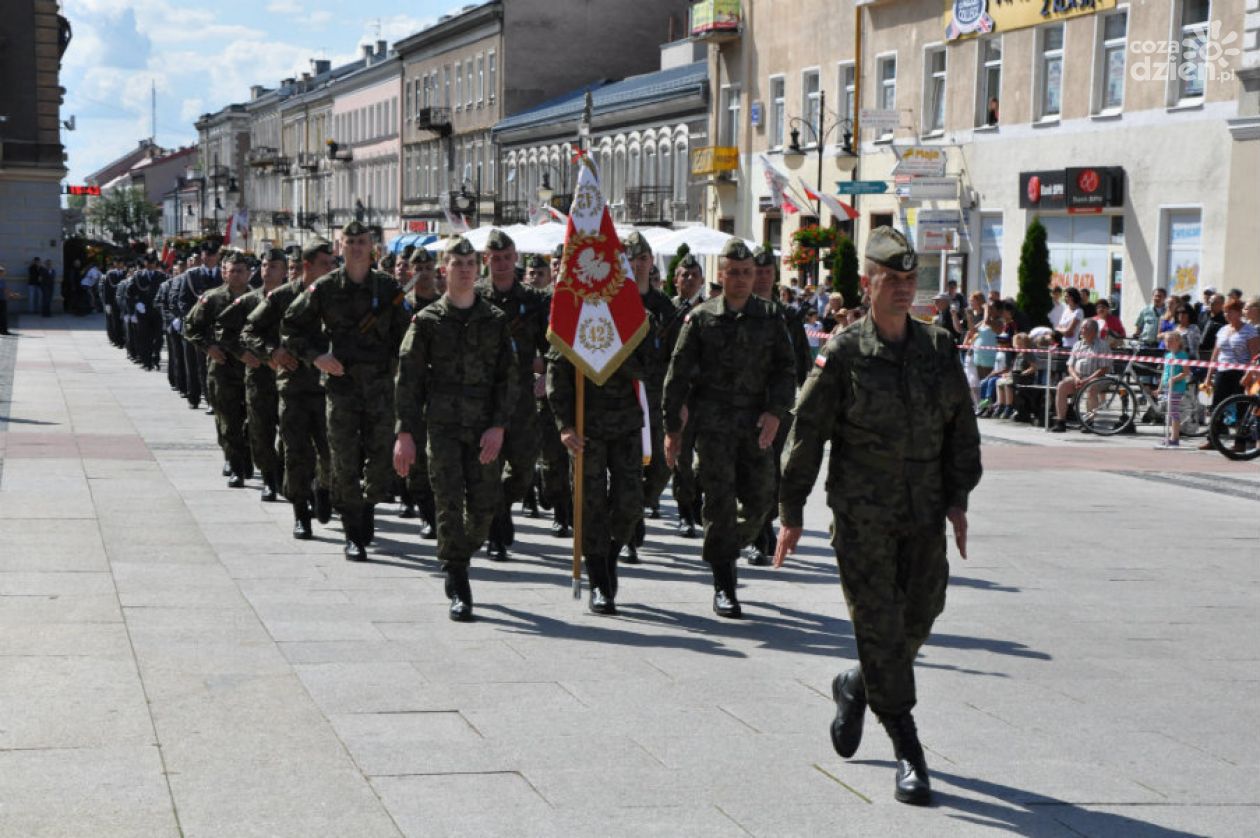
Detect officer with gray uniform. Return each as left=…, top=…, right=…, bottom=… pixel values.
left=775, top=226, right=982, bottom=806
left=175, top=241, right=223, bottom=410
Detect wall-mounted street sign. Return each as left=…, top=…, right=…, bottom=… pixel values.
left=859, top=109, right=899, bottom=132
left=908, top=177, right=959, bottom=200
left=892, top=146, right=947, bottom=178
left=836, top=180, right=888, bottom=195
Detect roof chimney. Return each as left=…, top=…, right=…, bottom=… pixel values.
left=376, top=40, right=387, bottom=56
left=312, top=59, right=331, bottom=75
left=250, top=85, right=266, bottom=100
left=361, top=43, right=373, bottom=60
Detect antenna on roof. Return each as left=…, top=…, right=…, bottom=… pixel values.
left=369, top=18, right=381, bottom=41
left=150, top=79, right=157, bottom=145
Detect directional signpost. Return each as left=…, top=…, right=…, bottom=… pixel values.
left=836, top=180, right=888, bottom=195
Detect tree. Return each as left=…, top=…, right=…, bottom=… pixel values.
left=831, top=235, right=861, bottom=307
left=86, top=186, right=161, bottom=245
left=1017, top=216, right=1053, bottom=328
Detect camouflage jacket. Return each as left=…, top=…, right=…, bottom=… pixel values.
left=475, top=278, right=549, bottom=384
left=242, top=280, right=325, bottom=394
left=779, top=301, right=812, bottom=386
left=281, top=267, right=410, bottom=369
left=183, top=284, right=250, bottom=374
left=639, top=287, right=680, bottom=404
left=395, top=295, right=518, bottom=437
left=662, top=295, right=796, bottom=435
left=545, top=345, right=648, bottom=439
left=779, top=314, right=982, bottom=528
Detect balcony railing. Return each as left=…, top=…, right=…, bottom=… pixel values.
left=495, top=200, right=530, bottom=225
left=415, top=107, right=452, bottom=135
left=624, top=186, right=675, bottom=224
left=247, top=147, right=287, bottom=168
left=296, top=151, right=320, bottom=171
left=297, top=211, right=320, bottom=229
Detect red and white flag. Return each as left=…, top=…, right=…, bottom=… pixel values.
left=547, top=156, right=648, bottom=386
left=799, top=178, right=860, bottom=221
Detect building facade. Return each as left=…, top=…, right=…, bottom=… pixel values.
left=194, top=105, right=250, bottom=239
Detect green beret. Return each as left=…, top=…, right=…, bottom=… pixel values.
left=485, top=229, right=515, bottom=251
left=865, top=226, right=918, bottom=272
left=720, top=239, right=753, bottom=261
left=262, top=247, right=288, bottom=263
left=301, top=240, right=333, bottom=262
left=379, top=253, right=396, bottom=271
left=677, top=253, right=700, bottom=271
left=623, top=231, right=652, bottom=259
left=341, top=220, right=370, bottom=237
left=220, top=249, right=250, bottom=266
left=443, top=235, right=476, bottom=257
left=525, top=254, right=549, bottom=269
left=408, top=246, right=434, bottom=265
left=552, top=244, right=565, bottom=261
left=752, top=245, right=776, bottom=267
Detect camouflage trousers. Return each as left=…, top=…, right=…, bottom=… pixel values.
left=428, top=425, right=503, bottom=564
left=641, top=395, right=670, bottom=508
left=278, top=386, right=330, bottom=504
left=695, top=427, right=774, bottom=565
left=831, top=512, right=949, bottom=718
left=536, top=397, right=570, bottom=510
left=325, top=366, right=396, bottom=512
left=572, top=432, right=643, bottom=560
left=206, top=365, right=249, bottom=466
left=670, top=414, right=700, bottom=512
left=245, top=366, right=281, bottom=480
left=402, top=419, right=434, bottom=507
left=500, top=385, right=539, bottom=505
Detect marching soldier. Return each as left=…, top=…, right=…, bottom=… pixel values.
left=476, top=230, right=549, bottom=561
left=396, top=246, right=441, bottom=538
left=156, top=268, right=186, bottom=395
left=218, top=248, right=288, bottom=502
left=662, top=239, right=795, bottom=618
left=100, top=259, right=126, bottom=348
left=524, top=253, right=553, bottom=291
left=775, top=227, right=982, bottom=805
left=668, top=253, right=706, bottom=538
left=126, top=253, right=165, bottom=371
left=174, top=241, right=223, bottom=411
left=282, top=221, right=410, bottom=561
left=242, top=242, right=336, bottom=539
left=183, top=250, right=254, bottom=486
left=394, top=235, right=517, bottom=621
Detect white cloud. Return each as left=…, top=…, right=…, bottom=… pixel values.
left=266, top=0, right=302, bottom=13
left=308, top=10, right=333, bottom=26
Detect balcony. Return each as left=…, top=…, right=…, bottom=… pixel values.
left=624, top=187, right=675, bottom=224
left=296, top=151, right=320, bottom=171
left=270, top=211, right=293, bottom=227
left=415, top=107, right=452, bottom=136
left=247, top=147, right=287, bottom=169
left=495, top=200, right=529, bottom=225
left=297, top=211, right=320, bottom=229
left=689, top=0, right=741, bottom=43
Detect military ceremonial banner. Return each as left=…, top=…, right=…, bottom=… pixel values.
left=547, top=157, right=648, bottom=385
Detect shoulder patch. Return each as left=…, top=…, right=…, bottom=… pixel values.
left=198, top=294, right=208, bottom=304
left=684, top=313, right=692, bottom=324
left=306, top=282, right=317, bottom=293
left=814, top=354, right=827, bottom=369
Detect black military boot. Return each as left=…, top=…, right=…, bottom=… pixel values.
left=550, top=497, right=571, bottom=538
left=881, top=712, right=931, bottom=805
left=313, top=486, right=332, bottom=524
left=523, top=481, right=539, bottom=518
left=260, top=471, right=279, bottom=503
left=742, top=545, right=768, bottom=566
left=397, top=488, right=417, bottom=518
left=418, top=493, right=437, bottom=540
left=712, top=560, right=742, bottom=619
left=226, top=458, right=246, bottom=489
left=292, top=501, right=313, bottom=540
left=676, top=504, right=696, bottom=538
left=486, top=509, right=509, bottom=561
left=343, top=510, right=367, bottom=562
left=830, top=666, right=867, bottom=758
left=633, top=518, right=646, bottom=547
left=443, top=563, right=474, bottom=622
left=619, top=542, right=639, bottom=564
left=221, top=459, right=232, bottom=477
left=585, top=556, right=616, bottom=616
left=649, top=502, right=660, bottom=520
left=363, top=504, right=376, bottom=544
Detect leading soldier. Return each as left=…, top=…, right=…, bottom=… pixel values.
left=668, top=253, right=705, bottom=538
left=662, top=239, right=795, bottom=618
left=282, top=221, right=411, bottom=561
left=394, top=235, right=517, bottom=621
left=775, top=227, right=982, bottom=806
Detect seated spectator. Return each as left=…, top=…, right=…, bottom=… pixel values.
left=974, top=334, right=1012, bottom=417
left=1093, top=298, right=1127, bottom=344
left=1000, top=333, right=1038, bottom=421
left=1050, top=319, right=1110, bottom=432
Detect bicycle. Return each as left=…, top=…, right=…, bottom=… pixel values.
left=1205, top=365, right=1260, bottom=460
left=1072, top=340, right=1210, bottom=437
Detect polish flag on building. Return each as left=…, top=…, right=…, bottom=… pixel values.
left=799, top=179, right=860, bottom=221
left=546, top=156, right=647, bottom=385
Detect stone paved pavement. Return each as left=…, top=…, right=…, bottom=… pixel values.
left=0, top=316, right=1256, bottom=837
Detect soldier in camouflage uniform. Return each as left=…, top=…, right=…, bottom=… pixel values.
left=183, top=250, right=254, bottom=486
left=775, top=227, right=982, bottom=806
left=663, top=239, right=795, bottom=619
left=396, top=246, right=441, bottom=539
left=476, top=230, right=549, bottom=560
left=242, top=242, right=337, bottom=539
left=669, top=254, right=705, bottom=538
left=522, top=253, right=570, bottom=537
left=217, top=248, right=288, bottom=502
left=394, top=235, right=517, bottom=621
left=282, top=221, right=411, bottom=561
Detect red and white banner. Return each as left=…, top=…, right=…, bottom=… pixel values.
left=799, top=178, right=860, bottom=222
left=546, top=157, right=648, bottom=386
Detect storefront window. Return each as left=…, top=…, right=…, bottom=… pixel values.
left=1044, top=215, right=1111, bottom=299
left=979, top=214, right=1003, bottom=296
left=1164, top=210, right=1202, bottom=298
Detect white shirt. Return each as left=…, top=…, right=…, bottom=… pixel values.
left=1057, top=306, right=1084, bottom=348
left=1048, top=301, right=1067, bottom=329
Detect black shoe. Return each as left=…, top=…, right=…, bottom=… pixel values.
left=881, top=713, right=931, bottom=805
left=226, top=470, right=245, bottom=489
left=1049, top=420, right=1067, bottom=433
left=649, top=503, right=660, bottom=520
left=398, top=503, right=417, bottom=519
left=829, top=666, right=867, bottom=759
left=586, top=556, right=617, bottom=615
left=419, top=515, right=436, bottom=540
left=313, top=487, right=332, bottom=524
left=741, top=545, right=768, bottom=566
left=261, top=474, right=278, bottom=503
left=619, top=542, right=639, bottom=564
left=343, top=511, right=367, bottom=561
left=444, top=564, right=474, bottom=621
left=550, top=516, right=567, bottom=537
left=713, top=589, right=742, bottom=619
left=487, top=540, right=508, bottom=562
left=292, top=502, right=313, bottom=540
left=712, top=561, right=742, bottom=619
left=632, top=518, right=646, bottom=547
left=204, top=406, right=215, bottom=416
left=363, top=504, right=376, bottom=544
left=222, top=460, right=232, bottom=477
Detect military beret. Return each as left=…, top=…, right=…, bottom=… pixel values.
left=443, top=235, right=476, bottom=257
left=143, top=251, right=158, bottom=263
left=677, top=253, right=700, bottom=271
left=865, top=226, right=918, bottom=272
left=525, top=254, right=549, bottom=269
left=552, top=244, right=565, bottom=261
left=379, top=253, right=396, bottom=271
left=220, top=249, right=250, bottom=266
left=301, top=240, right=333, bottom=262
left=752, top=245, right=776, bottom=267
left=340, top=220, right=370, bottom=237
left=201, top=240, right=221, bottom=255
left=623, top=231, right=652, bottom=259
left=408, top=246, right=434, bottom=265
left=719, top=239, right=753, bottom=261
left=485, top=229, right=515, bottom=251
left=262, top=247, right=288, bottom=263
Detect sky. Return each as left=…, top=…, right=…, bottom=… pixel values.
left=60, top=0, right=471, bottom=185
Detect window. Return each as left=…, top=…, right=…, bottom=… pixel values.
left=722, top=84, right=741, bottom=148
left=443, top=65, right=451, bottom=107
left=1038, top=24, right=1065, bottom=120
left=487, top=51, right=496, bottom=102
left=477, top=54, right=484, bottom=105
left=466, top=62, right=474, bottom=108
left=977, top=38, right=1001, bottom=126
left=802, top=70, right=821, bottom=142
left=769, top=76, right=785, bottom=149
left=923, top=47, right=946, bottom=134
left=1163, top=209, right=1202, bottom=296
left=838, top=62, right=855, bottom=124
left=878, top=55, right=897, bottom=112
left=1177, top=0, right=1210, bottom=100
left=454, top=62, right=462, bottom=109
left=978, top=214, right=1003, bottom=295
left=1096, top=11, right=1127, bottom=113
left=405, top=81, right=414, bottom=122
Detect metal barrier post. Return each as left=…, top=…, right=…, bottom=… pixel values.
left=1044, top=345, right=1054, bottom=432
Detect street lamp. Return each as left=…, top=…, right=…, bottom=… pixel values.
left=784, top=90, right=853, bottom=219
left=537, top=172, right=554, bottom=208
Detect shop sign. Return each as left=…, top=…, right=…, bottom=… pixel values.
left=945, top=0, right=1116, bottom=42
left=908, top=177, right=958, bottom=200
left=892, top=146, right=947, bottom=178
left=1020, top=170, right=1067, bottom=210
left=917, top=209, right=962, bottom=252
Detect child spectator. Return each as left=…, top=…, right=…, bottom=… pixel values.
left=1158, top=331, right=1191, bottom=448
left=803, top=309, right=822, bottom=358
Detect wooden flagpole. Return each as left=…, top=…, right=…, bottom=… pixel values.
left=572, top=374, right=585, bottom=599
